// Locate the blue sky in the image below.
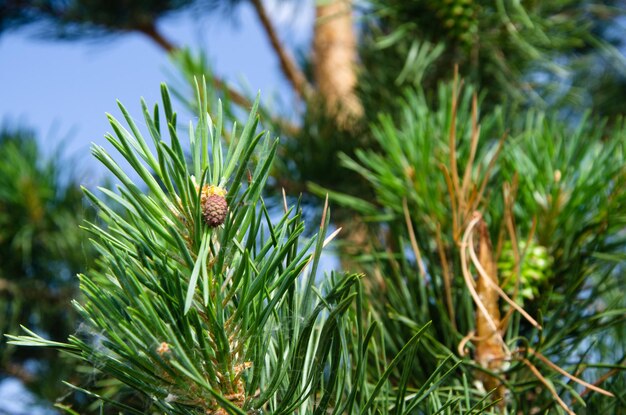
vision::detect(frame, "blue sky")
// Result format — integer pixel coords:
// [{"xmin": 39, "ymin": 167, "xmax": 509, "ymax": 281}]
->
[
  {"xmin": 0, "ymin": 1, "xmax": 311, "ymax": 185},
  {"xmin": 0, "ymin": 2, "xmax": 313, "ymax": 411}
]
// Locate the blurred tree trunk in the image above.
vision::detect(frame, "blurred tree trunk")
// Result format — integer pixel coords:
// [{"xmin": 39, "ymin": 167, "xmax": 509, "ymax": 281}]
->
[
  {"xmin": 313, "ymin": 0, "xmax": 367, "ymax": 280},
  {"xmin": 313, "ymin": 0, "xmax": 363, "ymax": 128}
]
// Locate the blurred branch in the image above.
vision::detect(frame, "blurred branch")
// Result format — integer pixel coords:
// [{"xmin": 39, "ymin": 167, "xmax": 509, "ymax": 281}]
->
[
  {"xmin": 249, "ymin": 0, "xmax": 313, "ymax": 100},
  {"xmin": 0, "ymin": 278, "xmax": 12, "ymax": 294},
  {"xmin": 4, "ymin": 362, "xmax": 36, "ymax": 385},
  {"xmin": 0, "ymin": 278, "xmax": 73, "ymax": 304},
  {"xmin": 137, "ymin": 23, "xmax": 251, "ymax": 109},
  {"xmin": 136, "ymin": 23, "xmax": 176, "ymax": 53},
  {"xmin": 138, "ymin": 20, "xmax": 301, "ymax": 136}
]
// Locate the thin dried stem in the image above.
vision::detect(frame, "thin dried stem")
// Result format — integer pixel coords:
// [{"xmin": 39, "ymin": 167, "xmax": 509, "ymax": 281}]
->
[
  {"xmin": 323, "ymin": 227, "xmax": 343, "ymax": 248},
  {"xmin": 469, "ymin": 237, "xmax": 542, "ymax": 330},
  {"xmin": 522, "ymin": 348, "xmax": 614, "ymax": 397},
  {"xmin": 461, "ymin": 93, "xmax": 480, "ymax": 208},
  {"xmin": 467, "ymin": 192, "xmax": 542, "ymax": 330},
  {"xmin": 468, "ymin": 131, "xmax": 508, "ymax": 215},
  {"xmin": 520, "ymin": 357, "xmax": 576, "ymax": 415},
  {"xmin": 458, "ymin": 330, "xmax": 475, "ymax": 356},
  {"xmin": 439, "ymin": 163, "xmax": 459, "ymax": 241},
  {"xmin": 321, "ymin": 194, "xmax": 329, "ymax": 230},
  {"xmin": 436, "ymin": 223, "xmax": 456, "ymax": 330},
  {"xmin": 282, "ymin": 188, "xmax": 288, "ymax": 214},
  {"xmin": 448, "ymin": 66, "xmax": 462, "ymax": 213},
  {"xmin": 579, "ymin": 363, "xmax": 622, "ymax": 399},
  {"xmin": 402, "ymin": 198, "xmax": 426, "ymax": 279},
  {"xmin": 500, "ymin": 182, "xmax": 524, "ymax": 328}
]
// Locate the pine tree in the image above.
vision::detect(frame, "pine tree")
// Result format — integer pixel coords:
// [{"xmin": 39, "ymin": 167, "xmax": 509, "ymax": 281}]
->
[{"xmin": 3, "ymin": 1, "xmax": 626, "ymax": 413}]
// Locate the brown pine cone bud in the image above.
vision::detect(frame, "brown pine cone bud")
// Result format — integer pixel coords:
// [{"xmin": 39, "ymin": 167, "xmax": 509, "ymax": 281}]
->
[{"xmin": 202, "ymin": 194, "xmax": 228, "ymax": 227}]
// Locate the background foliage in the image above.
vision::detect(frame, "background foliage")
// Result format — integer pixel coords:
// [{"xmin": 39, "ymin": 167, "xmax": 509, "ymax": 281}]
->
[{"xmin": 0, "ymin": 128, "xmax": 96, "ymax": 410}]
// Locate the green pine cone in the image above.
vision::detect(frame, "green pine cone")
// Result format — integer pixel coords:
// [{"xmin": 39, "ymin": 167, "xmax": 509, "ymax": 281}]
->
[{"xmin": 498, "ymin": 240, "xmax": 553, "ymax": 302}]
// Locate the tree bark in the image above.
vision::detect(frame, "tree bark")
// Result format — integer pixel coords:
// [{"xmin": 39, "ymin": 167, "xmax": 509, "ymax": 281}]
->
[
  {"xmin": 313, "ymin": 0, "xmax": 363, "ymax": 127},
  {"xmin": 474, "ymin": 218, "xmax": 506, "ymax": 402}
]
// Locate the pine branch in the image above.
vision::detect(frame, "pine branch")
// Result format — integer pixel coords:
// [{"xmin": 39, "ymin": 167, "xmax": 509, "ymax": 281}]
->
[
  {"xmin": 249, "ymin": 0, "xmax": 313, "ymax": 100},
  {"xmin": 7, "ymin": 86, "xmax": 374, "ymax": 414}
]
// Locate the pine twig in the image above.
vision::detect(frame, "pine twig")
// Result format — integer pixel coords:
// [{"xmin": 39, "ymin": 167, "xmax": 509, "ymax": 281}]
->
[
  {"xmin": 402, "ymin": 198, "xmax": 426, "ymax": 279},
  {"xmin": 249, "ymin": 0, "xmax": 313, "ymax": 100}
]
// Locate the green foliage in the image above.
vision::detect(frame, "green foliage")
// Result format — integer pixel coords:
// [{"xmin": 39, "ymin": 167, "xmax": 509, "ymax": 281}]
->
[
  {"xmin": 8, "ymin": 84, "xmax": 458, "ymax": 414},
  {"xmin": 503, "ymin": 112, "xmax": 626, "ymax": 271},
  {"xmin": 0, "ymin": 128, "xmax": 96, "ymax": 404},
  {"xmin": 360, "ymin": 0, "xmax": 625, "ymax": 116},
  {"xmin": 498, "ymin": 240, "xmax": 552, "ymax": 303},
  {"xmin": 327, "ymin": 81, "xmax": 626, "ymax": 412},
  {"xmin": 169, "ymin": 49, "xmax": 374, "ymax": 221},
  {"xmin": 168, "ymin": 50, "xmax": 241, "ymax": 123}
]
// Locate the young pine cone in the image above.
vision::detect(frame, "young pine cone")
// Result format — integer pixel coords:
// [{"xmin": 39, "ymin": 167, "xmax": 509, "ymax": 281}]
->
[{"xmin": 202, "ymin": 194, "xmax": 228, "ymax": 227}]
